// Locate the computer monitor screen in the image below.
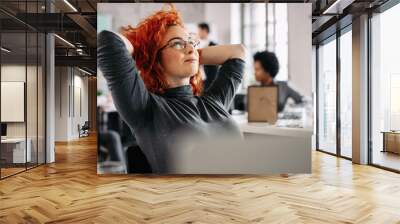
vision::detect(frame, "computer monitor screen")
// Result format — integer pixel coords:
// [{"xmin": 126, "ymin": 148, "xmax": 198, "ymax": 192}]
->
[{"xmin": 1, "ymin": 123, "xmax": 7, "ymax": 137}]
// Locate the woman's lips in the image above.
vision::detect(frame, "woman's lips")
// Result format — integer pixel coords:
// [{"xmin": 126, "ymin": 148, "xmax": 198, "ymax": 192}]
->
[{"xmin": 185, "ymin": 59, "xmax": 197, "ymax": 63}]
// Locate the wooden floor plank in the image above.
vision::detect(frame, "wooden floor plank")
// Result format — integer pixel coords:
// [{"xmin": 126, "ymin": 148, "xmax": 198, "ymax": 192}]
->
[{"xmin": 0, "ymin": 134, "xmax": 399, "ymax": 223}]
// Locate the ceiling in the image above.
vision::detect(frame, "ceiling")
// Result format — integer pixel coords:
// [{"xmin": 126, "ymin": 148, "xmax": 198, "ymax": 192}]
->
[
  {"xmin": 310, "ymin": 0, "xmax": 390, "ymax": 43},
  {"xmin": 0, "ymin": 0, "xmax": 98, "ymax": 74}
]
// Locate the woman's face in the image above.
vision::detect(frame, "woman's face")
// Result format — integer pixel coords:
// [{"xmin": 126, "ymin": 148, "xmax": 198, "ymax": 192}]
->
[{"xmin": 158, "ymin": 26, "xmax": 199, "ymax": 84}]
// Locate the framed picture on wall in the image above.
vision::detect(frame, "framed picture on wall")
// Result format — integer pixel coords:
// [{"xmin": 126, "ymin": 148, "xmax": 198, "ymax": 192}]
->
[{"xmin": 1, "ymin": 81, "xmax": 25, "ymax": 122}]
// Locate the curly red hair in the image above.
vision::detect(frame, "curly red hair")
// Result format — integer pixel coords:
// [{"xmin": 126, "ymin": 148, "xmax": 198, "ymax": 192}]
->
[{"xmin": 121, "ymin": 5, "xmax": 203, "ymax": 96}]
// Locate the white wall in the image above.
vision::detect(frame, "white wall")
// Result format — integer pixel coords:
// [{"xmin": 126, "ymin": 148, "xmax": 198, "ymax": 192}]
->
[
  {"xmin": 80, "ymin": 76, "xmax": 89, "ymax": 124},
  {"xmin": 55, "ymin": 66, "xmax": 68, "ymax": 141},
  {"xmin": 1, "ymin": 63, "xmax": 47, "ymax": 164},
  {"xmin": 204, "ymin": 3, "xmax": 233, "ymax": 44},
  {"xmin": 230, "ymin": 3, "xmax": 242, "ymax": 44},
  {"xmin": 72, "ymin": 74, "xmax": 89, "ymax": 138},
  {"xmin": 287, "ymin": 3, "xmax": 313, "ymax": 98},
  {"xmin": 1, "ymin": 65, "xmax": 41, "ymax": 136},
  {"xmin": 54, "ymin": 67, "xmax": 89, "ymax": 141},
  {"xmin": 1, "ymin": 65, "xmax": 26, "ymax": 138}
]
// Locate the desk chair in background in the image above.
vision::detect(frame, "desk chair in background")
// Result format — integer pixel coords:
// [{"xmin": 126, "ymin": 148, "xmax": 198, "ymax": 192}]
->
[
  {"xmin": 98, "ymin": 109, "xmax": 152, "ymax": 173},
  {"xmin": 78, "ymin": 121, "xmax": 90, "ymax": 138}
]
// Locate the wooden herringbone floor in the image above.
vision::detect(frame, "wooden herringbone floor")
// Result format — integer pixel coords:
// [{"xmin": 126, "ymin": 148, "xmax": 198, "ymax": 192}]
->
[{"xmin": 1, "ymin": 134, "xmax": 400, "ymax": 224}]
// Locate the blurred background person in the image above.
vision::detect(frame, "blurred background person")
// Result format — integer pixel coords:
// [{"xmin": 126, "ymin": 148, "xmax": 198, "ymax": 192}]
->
[
  {"xmin": 198, "ymin": 22, "xmax": 219, "ymax": 91},
  {"xmin": 253, "ymin": 50, "xmax": 303, "ymax": 112}
]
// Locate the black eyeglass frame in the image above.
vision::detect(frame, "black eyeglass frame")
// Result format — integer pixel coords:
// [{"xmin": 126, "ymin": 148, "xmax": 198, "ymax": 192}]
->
[{"xmin": 157, "ymin": 34, "xmax": 200, "ymax": 53}]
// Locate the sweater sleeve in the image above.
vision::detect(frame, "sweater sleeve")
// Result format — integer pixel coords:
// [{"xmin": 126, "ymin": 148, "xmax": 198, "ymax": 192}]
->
[
  {"xmin": 97, "ymin": 30, "xmax": 150, "ymax": 127},
  {"xmin": 287, "ymin": 85, "xmax": 303, "ymax": 104},
  {"xmin": 204, "ymin": 58, "xmax": 245, "ymax": 109}
]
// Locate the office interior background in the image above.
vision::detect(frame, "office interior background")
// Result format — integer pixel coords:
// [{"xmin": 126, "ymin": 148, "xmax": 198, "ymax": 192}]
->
[
  {"xmin": 0, "ymin": 0, "xmax": 399, "ymax": 222},
  {"xmin": 0, "ymin": 0, "xmax": 97, "ymax": 179}
]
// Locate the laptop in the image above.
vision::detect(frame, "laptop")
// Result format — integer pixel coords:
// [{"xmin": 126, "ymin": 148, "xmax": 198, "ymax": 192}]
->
[{"xmin": 247, "ymin": 85, "xmax": 278, "ymax": 124}]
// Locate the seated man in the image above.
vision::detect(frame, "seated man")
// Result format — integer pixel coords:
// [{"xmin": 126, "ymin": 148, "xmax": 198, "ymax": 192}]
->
[{"xmin": 253, "ymin": 51, "xmax": 303, "ymax": 112}]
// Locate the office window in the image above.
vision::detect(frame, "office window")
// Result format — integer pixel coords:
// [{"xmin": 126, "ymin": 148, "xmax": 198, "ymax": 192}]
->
[
  {"xmin": 371, "ymin": 3, "xmax": 400, "ymax": 171},
  {"xmin": 242, "ymin": 3, "xmax": 266, "ymax": 89},
  {"xmin": 317, "ymin": 36, "xmax": 337, "ymax": 154},
  {"xmin": 241, "ymin": 3, "xmax": 288, "ymax": 90},
  {"xmin": 340, "ymin": 29, "xmax": 352, "ymax": 158},
  {"xmin": 269, "ymin": 4, "xmax": 288, "ymax": 82}
]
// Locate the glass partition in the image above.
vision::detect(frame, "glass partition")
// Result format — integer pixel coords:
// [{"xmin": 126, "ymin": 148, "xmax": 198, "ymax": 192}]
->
[
  {"xmin": 1, "ymin": 31, "xmax": 28, "ymax": 177},
  {"xmin": 0, "ymin": 1, "xmax": 46, "ymax": 179},
  {"xmin": 371, "ymin": 3, "xmax": 400, "ymax": 171},
  {"xmin": 317, "ymin": 36, "xmax": 337, "ymax": 155},
  {"xmin": 339, "ymin": 28, "xmax": 352, "ymax": 158}
]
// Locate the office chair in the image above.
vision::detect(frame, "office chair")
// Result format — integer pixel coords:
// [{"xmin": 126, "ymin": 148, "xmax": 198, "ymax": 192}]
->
[
  {"xmin": 101, "ymin": 111, "xmax": 152, "ymax": 173},
  {"xmin": 98, "ymin": 130, "xmax": 127, "ymax": 173},
  {"xmin": 120, "ymin": 121, "xmax": 152, "ymax": 173},
  {"xmin": 78, "ymin": 121, "xmax": 90, "ymax": 138}
]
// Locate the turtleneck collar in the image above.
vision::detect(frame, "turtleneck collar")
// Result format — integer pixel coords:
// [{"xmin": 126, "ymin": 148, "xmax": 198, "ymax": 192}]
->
[{"xmin": 163, "ymin": 85, "xmax": 194, "ymax": 98}]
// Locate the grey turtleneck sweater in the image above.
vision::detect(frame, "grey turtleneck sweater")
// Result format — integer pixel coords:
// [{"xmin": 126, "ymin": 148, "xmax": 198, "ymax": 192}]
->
[{"xmin": 97, "ymin": 30, "xmax": 245, "ymax": 173}]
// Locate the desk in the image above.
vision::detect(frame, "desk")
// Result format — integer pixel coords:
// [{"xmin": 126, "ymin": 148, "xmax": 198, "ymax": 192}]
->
[
  {"xmin": 1, "ymin": 138, "xmax": 32, "ymax": 164},
  {"xmin": 234, "ymin": 114, "xmax": 313, "ymax": 174},
  {"xmin": 232, "ymin": 114, "xmax": 313, "ymax": 137},
  {"xmin": 166, "ymin": 114, "xmax": 313, "ymax": 174}
]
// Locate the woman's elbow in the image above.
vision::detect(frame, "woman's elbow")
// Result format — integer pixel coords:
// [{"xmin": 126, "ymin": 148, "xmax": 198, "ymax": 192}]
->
[{"xmin": 232, "ymin": 44, "xmax": 247, "ymax": 60}]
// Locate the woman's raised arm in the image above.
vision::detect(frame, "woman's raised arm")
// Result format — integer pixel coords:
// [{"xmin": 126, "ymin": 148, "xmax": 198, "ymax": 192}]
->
[
  {"xmin": 199, "ymin": 44, "xmax": 246, "ymax": 65},
  {"xmin": 200, "ymin": 44, "xmax": 247, "ymax": 109},
  {"xmin": 97, "ymin": 30, "xmax": 151, "ymax": 127}
]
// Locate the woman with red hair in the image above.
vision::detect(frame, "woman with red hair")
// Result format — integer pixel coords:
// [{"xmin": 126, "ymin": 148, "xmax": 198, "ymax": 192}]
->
[{"xmin": 98, "ymin": 6, "xmax": 246, "ymax": 173}]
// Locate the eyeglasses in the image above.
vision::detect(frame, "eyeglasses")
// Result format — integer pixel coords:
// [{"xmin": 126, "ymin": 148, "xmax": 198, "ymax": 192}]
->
[{"xmin": 158, "ymin": 33, "xmax": 200, "ymax": 52}]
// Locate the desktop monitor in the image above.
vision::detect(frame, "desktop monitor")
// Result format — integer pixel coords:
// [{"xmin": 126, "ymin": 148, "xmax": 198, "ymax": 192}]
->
[{"xmin": 1, "ymin": 123, "xmax": 7, "ymax": 137}]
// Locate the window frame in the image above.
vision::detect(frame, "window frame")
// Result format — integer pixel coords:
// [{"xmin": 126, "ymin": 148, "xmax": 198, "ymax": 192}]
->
[{"xmin": 315, "ymin": 24, "xmax": 353, "ymax": 161}]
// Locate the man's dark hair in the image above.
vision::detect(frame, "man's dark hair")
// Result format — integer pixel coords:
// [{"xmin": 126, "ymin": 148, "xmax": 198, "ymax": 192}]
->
[
  {"xmin": 198, "ymin": 22, "xmax": 210, "ymax": 33},
  {"xmin": 253, "ymin": 51, "xmax": 280, "ymax": 78}
]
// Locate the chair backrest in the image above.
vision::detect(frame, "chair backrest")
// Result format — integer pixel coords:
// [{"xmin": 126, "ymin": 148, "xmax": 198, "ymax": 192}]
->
[
  {"xmin": 107, "ymin": 112, "xmax": 122, "ymax": 132},
  {"xmin": 83, "ymin": 121, "xmax": 90, "ymax": 128}
]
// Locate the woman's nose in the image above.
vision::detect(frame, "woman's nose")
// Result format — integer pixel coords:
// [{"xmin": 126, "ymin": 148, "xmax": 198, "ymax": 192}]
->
[{"xmin": 185, "ymin": 43, "xmax": 194, "ymax": 54}]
